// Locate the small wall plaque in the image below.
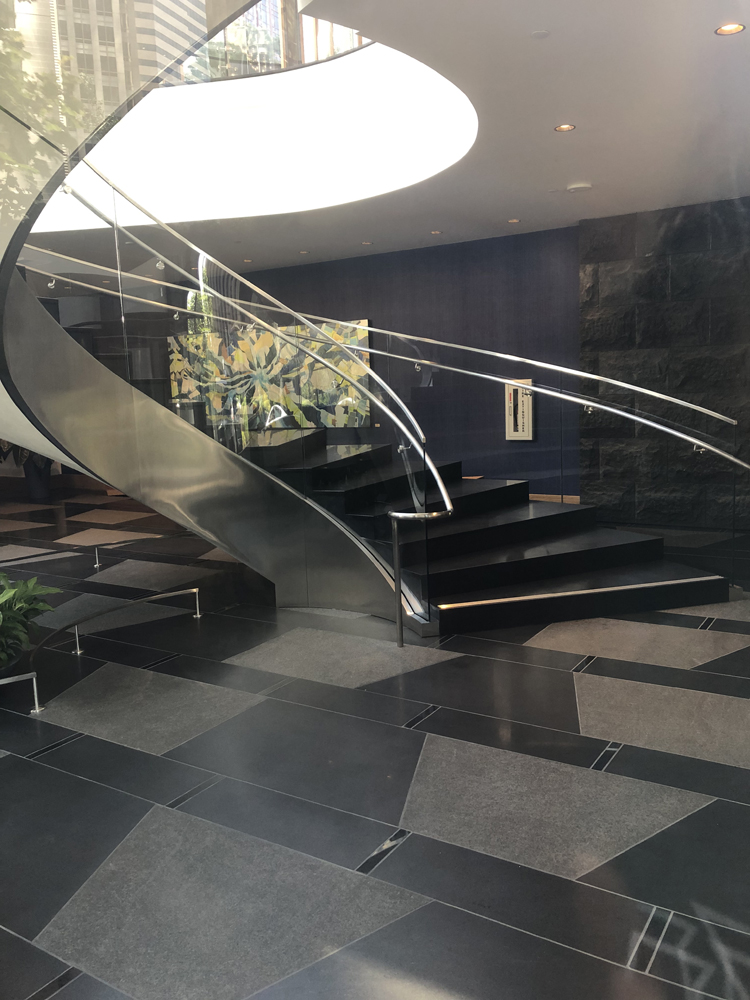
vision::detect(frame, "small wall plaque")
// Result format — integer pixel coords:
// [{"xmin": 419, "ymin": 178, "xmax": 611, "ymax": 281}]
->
[{"xmin": 505, "ymin": 379, "xmax": 533, "ymax": 440}]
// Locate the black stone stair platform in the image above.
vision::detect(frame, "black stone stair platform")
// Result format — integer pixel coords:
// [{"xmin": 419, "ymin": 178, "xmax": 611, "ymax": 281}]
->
[
  {"xmin": 311, "ymin": 459, "xmax": 464, "ymax": 514},
  {"xmin": 276, "ymin": 444, "xmax": 392, "ymax": 491},
  {"xmin": 435, "ymin": 560, "xmax": 728, "ymax": 633}
]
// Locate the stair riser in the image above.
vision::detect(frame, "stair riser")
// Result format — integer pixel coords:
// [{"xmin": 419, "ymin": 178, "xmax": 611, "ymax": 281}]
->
[
  {"xmin": 437, "ymin": 576, "xmax": 729, "ymax": 633},
  {"xmin": 278, "ymin": 447, "xmax": 392, "ymax": 492},
  {"xmin": 409, "ymin": 537, "xmax": 664, "ymax": 600},
  {"xmin": 316, "ymin": 461, "xmax": 464, "ymax": 515},
  {"xmin": 342, "ymin": 480, "xmax": 532, "ymax": 538},
  {"xmin": 398, "ymin": 506, "xmax": 598, "ymax": 562}
]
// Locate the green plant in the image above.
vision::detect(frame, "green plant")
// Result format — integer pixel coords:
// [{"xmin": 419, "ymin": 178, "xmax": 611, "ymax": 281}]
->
[{"xmin": 0, "ymin": 574, "xmax": 60, "ymax": 667}]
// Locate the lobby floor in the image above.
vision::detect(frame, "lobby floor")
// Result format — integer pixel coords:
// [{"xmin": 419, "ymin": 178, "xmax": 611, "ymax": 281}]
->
[{"xmin": 1, "ymin": 494, "xmax": 750, "ymax": 999}]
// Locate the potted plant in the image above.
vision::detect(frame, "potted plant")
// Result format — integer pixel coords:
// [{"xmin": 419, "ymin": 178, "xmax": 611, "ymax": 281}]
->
[{"xmin": 0, "ymin": 574, "xmax": 60, "ymax": 674}]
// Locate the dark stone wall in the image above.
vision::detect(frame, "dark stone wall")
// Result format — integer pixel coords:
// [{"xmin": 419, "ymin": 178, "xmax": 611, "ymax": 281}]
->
[{"xmin": 579, "ymin": 200, "xmax": 750, "ymax": 530}]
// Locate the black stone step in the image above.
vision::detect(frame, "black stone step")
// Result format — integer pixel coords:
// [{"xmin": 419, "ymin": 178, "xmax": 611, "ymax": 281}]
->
[
  {"xmin": 436, "ymin": 560, "xmax": 728, "ymax": 633},
  {"xmin": 240, "ymin": 428, "xmax": 326, "ymax": 470},
  {"xmin": 377, "ymin": 501, "xmax": 597, "ymax": 562},
  {"xmin": 312, "ymin": 460, "xmax": 464, "ymax": 515},
  {"xmin": 403, "ymin": 527, "xmax": 663, "ymax": 600},
  {"xmin": 276, "ymin": 444, "xmax": 393, "ymax": 492},
  {"xmin": 343, "ymin": 479, "xmax": 530, "ymax": 538}
]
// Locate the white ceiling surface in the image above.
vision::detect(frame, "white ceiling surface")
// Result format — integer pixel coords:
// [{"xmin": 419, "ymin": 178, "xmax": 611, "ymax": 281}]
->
[
  {"xmin": 33, "ymin": 0, "xmax": 750, "ymax": 271},
  {"xmin": 32, "ymin": 43, "xmax": 477, "ymax": 231}
]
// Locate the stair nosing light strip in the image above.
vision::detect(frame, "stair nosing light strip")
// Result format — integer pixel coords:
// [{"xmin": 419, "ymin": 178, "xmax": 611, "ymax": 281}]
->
[{"xmin": 437, "ymin": 575, "xmax": 724, "ymax": 610}]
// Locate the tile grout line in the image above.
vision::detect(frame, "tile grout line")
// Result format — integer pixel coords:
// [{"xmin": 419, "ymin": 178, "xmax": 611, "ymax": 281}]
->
[
  {"xmin": 355, "ymin": 829, "xmax": 411, "ymax": 874},
  {"xmin": 166, "ymin": 774, "xmax": 223, "ymax": 809},
  {"xmin": 396, "ymin": 732, "xmax": 429, "ymax": 829},
  {"xmin": 644, "ymin": 910, "xmax": 674, "ymax": 975},
  {"xmin": 403, "ymin": 705, "xmax": 440, "ymax": 729},
  {"xmin": 600, "ymin": 744, "xmax": 624, "ymax": 772},
  {"xmin": 26, "ymin": 968, "xmax": 82, "ymax": 1000},
  {"xmin": 26, "ymin": 732, "xmax": 86, "ymax": 760},
  {"xmin": 625, "ymin": 905, "xmax": 657, "ymax": 968}
]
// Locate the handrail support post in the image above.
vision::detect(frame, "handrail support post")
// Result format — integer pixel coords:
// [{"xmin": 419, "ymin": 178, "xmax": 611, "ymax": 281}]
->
[
  {"xmin": 391, "ymin": 515, "xmax": 404, "ymax": 648},
  {"xmin": 93, "ymin": 547, "xmax": 101, "ymax": 570},
  {"xmin": 73, "ymin": 625, "xmax": 82, "ymax": 655},
  {"xmin": 193, "ymin": 590, "xmax": 201, "ymax": 619}
]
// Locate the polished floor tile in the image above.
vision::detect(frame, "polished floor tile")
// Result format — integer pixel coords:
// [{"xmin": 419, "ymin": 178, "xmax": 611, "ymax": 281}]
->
[
  {"xmin": 95, "ymin": 612, "xmax": 282, "ymax": 659},
  {"xmin": 254, "ymin": 900, "xmax": 706, "ymax": 1000},
  {"xmin": 667, "ymin": 598, "xmax": 750, "ymax": 622},
  {"xmin": 36, "ymin": 806, "xmax": 425, "ymax": 1000},
  {"xmin": 52, "ymin": 974, "xmax": 134, "ymax": 999},
  {"xmin": 84, "ymin": 558, "xmax": 217, "ymax": 591},
  {"xmin": 65, "ymin": 494, "xmax": 128, "ymax": 505},
  {"xmin": 606, "ymin": 744, "xmax": 750, "ymax": 806},
  {"xmin": 53, "ymin": 634, "xmax": 174, "ymax": 668},
  {"xmin": 35, "ymin": 592, "xmax": 189, "ymax": 636},
  {"xmin": 0, "ymin": 542, "xmax": 56, "ymax": 563},
  {"xmin": 585, "ymin": 655, "xmax": 750, "ymax": 698},
  {"xmin": 372, "ymin": 833, "xmax": 652, "ymax": 964},
  {"xmin": 58, "ymin": 529, "xmax": 163, "ymax": 546},
  {"xmin": 180, "ymin": 776, "xmax": 397, "ymax": 869},
  {"xmin": 0, "ymin": 924, "xmax": 69, "ymax": 1000},
  {"xmin": 439, "ymin": 633, "xmax": 585, "ymax": 670},
  {"xmin": 167, "ymin": 698, "xmax": 426, "ymax": 823},
  {"xmin": 0, "ymin": 502, "xmax": 56, "ymax": 514},
  {"xmin": 528, "ymin": 618, "xmax": 750, "ymax": 668},
  {"xmin": 575, "ymin": 672, "xmax": 750, "ymax": 768},
  {"xmin": 0, "ymin": 755, "xmax": 149, "ymax": 938},
  {"xmin": 698, "ymin": 646, "xmax": 750, "ymax": 679},
  {"xmin": 613, "ymin": 611, "xmax": 706, "ymax": 628},
  {"xmin": 0, "ymin": 517, "xmax": 52, "ymax": 532},
  {"xmin": 224, "ymin": 627, "xmax": 458, "ymax": 688},
  {"xmin": 364, "ymin": 654, "xmax": 581, "ymax": 733},
  {"xmin": 415, "ymin": 706, "xmax": 608, "ymax": 767},
  {"xmin": 151, "ymin": 653, "xmax": 285, "ymax": 694},
  {"xmin": 6, "ymin": 552, "xmax": 121, "ymax": 580},
  {"xmin": 37, "ymin": 734, "xmax": 213, "ymax": 804},
  {"xmin": 0, "ymin": 706, "xmax": 77, "ymax": 755},
  {"xmin": 581, "ymin": 800, "xmax": 750, "ymax": 933},
  {"xmin": 401, "ymin": 735, "xmax": 711, "ymax": 878},
  {"xmin": 711, "ymin": 618, "xmax": 750, "ymax": 636},
  {"xmin": 41, "ymin": 663, "xmax": 261, "ymax": 754},
  {"xmin": 0, "ymin": 648, "xmax": 105, "ymax": 712},
  {"xmin": 648, "ymin": 910, "xmax": 750, "ymax": 1000},
  {"xmin": 68, "ymin": 509, "xmax": 154, "ymax": 525},
  {"xmin": 271, "ymin": 677, "xmax": 427, "ymax": 726},
  {"xmin": 467, "ymin": 623, "xmax": 549, "ymax": 643}
]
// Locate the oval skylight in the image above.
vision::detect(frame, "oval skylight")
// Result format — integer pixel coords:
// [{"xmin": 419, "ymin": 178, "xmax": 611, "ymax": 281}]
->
[{"xmin": 33, "ymin": 44, "xmax": 478, "ymax": 232}]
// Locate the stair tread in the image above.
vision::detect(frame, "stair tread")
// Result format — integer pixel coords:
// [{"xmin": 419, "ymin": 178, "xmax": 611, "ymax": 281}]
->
[
  {"xmin": 352, "ymin": 478, "xmax": 526, "ymax": 516},
  {"xmin": 435, "ymin": 560, "xmax": 723, "ymax": 608},
  {"xmin": 409, "ymin": 526, "xmax": 659, "ymax": 576},
  {"xmin": 279, "ymin": 444, "xmax": 390, "ymax": 472},
  {"xmin": 398, "ymin": 500, "xmax": 593, "ymax": 542},
  {"xmin": 312, "ymin": 459, "xmax": 461, "ymax": 495}
]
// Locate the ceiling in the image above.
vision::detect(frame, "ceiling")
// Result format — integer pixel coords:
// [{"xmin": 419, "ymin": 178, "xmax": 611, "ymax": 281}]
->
[{"xmin": 31, "ymin": 0, "xmax": 750, "ymax": 273}]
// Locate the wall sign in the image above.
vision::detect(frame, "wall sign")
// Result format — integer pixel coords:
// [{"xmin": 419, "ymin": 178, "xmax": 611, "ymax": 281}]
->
[{"xmin": 505, "ymin": 379, "xmax": 533, "ymax": 440}]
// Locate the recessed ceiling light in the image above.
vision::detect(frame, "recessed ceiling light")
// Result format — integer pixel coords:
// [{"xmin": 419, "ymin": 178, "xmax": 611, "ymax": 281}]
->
[
  {"xmin": 530, "ymin": 29, "xmax": 550, "ymax": 39},
  {"xmin": 554, "ymin": 124, "xmax": 576, "ymax": 132},
  {"xmin": 299, "ymin": 250, "xmax": 309, "ymax": 254},
  {"xmin": 716, "ymin": 22, "xmax": 745, "ymax": 34},
  {"xmin": 567, "ymin": 181, "xmax": 593, "ymax": 192},
  {"xmin": 102, "ymin": 279, "xmax": 110, "ymax": 283},
  {"xmin": 243, "ymin": 259, "xmax": 252, "ymax": 262},
  {"xmin": 431, "ymin": 230, "xmax": 442, "ymax": 234},
  {"xmin": 507, "ymin": 219, "xmax": 520, "ymax": 224},
  {"xmin": 361, "ymin": 241, "xmax": 373, "ymax": 245}
]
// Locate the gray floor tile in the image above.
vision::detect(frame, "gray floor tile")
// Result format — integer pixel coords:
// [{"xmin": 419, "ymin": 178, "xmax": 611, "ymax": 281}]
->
[
  {"xmin": 224, "ymin": 627, "xmax": 460, "ymax": 688},
  {"xmin": 575, "ymin": 671, "xmax": 750, "ymax": 768},
  {"xmin": 40, "ymin": 663, "xmax": 261, "ymax": 754},
  {"xmin": 68, "ymin": 510, "xmax": 153, "ymax": 525},
  {"xmin": 35, "ymin": 807, "xmax": 425, "ymax": 1000},
  {"xmin": 85, "ymin": 559, "xmax": 217, "ymax": 590},
  {"xmin": 0, "ymin": 517, "xmax": 49, "ymax": 531},
  {"xmin": 0, "ymin": 543, "xmax": 56, "ymax": 563},
  {"xmin": 400, "ymin": 735, "xmax": 711, "ymax": 878},
  {"xmin": 0, "ymin": 502, "xmax": 56, "ymax": 514},
  {"xmin": 35, "ymin": 592, "xmax": 189, "ymax": 635},
  {"xmin": 59, "ymin": 529, "xmax": 162, "ymax": 546},
  {"xmin": 281, "ymin": 606, "xmax": 368, "ymax": 619},
  {"xmin": 53, "ymin": 974, "xmax": 134, "ymax": 999},
  {"xmin": 666, "ymin": 598, "xmax": 750, "ymax": 622},
  {"xmin": 527, "ymin": 618, "xmax": 750, "ymax": 668},
  {"xmin": 198, "ymin": 547, "xmax": 238, "ymax": 562}
]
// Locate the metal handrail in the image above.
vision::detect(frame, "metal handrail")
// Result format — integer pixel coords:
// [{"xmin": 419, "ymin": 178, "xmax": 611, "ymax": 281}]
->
[{"xmin": 18, "ymin": 585, "xmax": 203, "ymax": 713}]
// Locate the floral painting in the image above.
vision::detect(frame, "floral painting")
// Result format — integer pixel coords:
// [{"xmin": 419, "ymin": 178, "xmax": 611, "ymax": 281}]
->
[{"xmin": 168, "ymin": 310, "xmax": 370, "ymax": 447}]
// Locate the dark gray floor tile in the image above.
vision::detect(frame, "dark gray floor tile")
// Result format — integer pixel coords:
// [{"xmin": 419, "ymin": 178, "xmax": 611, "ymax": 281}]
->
[
  {"xmin": 0, "ymin": 755, "xmax": 149, "ymax": 938},
  {"xmin": 84, "ymin": 558, "xmax": 216, "ymax": 591},
  {"xmin": 606, "ymin": 745, "xmax": 750, "ymax": 805},
  {"xmin": 401, "ymin": 735, "xmax": 710, "ymax": 878},
  {"xmin": 415, "ymin": 706, "xmax": 608, "ymax": 766},
  {"xmin": 271, "ymin": 678, "xmax": 427, "ymax": 725},
  {"xmin": 649, "ymin": 910, "xmax": 750, "ymax": 999},
  {"xmin": 254, "ymin": 901, "xmax": 709, "ymax": 1000},
  {"xmin": 166, "ymin": 699, "xmax": 425, "ymax": 824},
  {"xmin": 0, "ymin": 649, "xmax": 105, "ymax": 713},
  {"xmin": 581, "ymin": 799, "xmax": 750, "ymax": 932},
  {"xmin": 372, "ymin": 833, "xmax": 652, "ymax": 964},
  {"xmin": 363, "ymin": 654, "xmax": 581, "ymax": 733},
  {"xmin": 52, "ymin": 973, "xmax": 134, "ymax": 999},
  {"xmin": 220, "ymin": 604, "xmax": 438, "ymax": 646},
  {"xmin": 586, "ymin": 655, "xmax": 750, "ymax": 698},
  {"xmin": 53, "ymin": 635, "xmax": 174, "ymax": 668},
  {"xmin": 40, "ymin": 663, "xmax": 261, "ymax": 754},
  {"xmin": 0, "ymin": 924, "xmax": 69, "ymax": 1000},
  {"xmin": 439, "ymin": 634, "xmax": 584, "ymax": 670},
  {"xmin": 0, "ymin": 706, "xmax": 77, "ymax": 755},
  {"xmin": 710, "ymin": 618, "xmax": 750, "ymax": 636},
  {"xmin": 180, "ymin": 777, "xmax": 396, "ymax": 868},
  {"xmin": 465, "ymin": 623, "xmax": 548, "ymax": 643},
  {"xmin": 612, "ymin": 611, "xmax": 705, "ymax": 628},
  {"xmin": 150, "ymin": 653, "xmax": 285, "ymax": 694},
  {"xmin": 35, "ymin": 807, "xmax": 424, "ymax": 1000},
  {"xmin": 698, "ymin": 646, "xmax": 750, "ymax": 679},
  {"xmin": 224, "ymin": 628, "xmax": 457, "ymax": 688},
  {"xmin": 95, "ymin": 613, "xmax": 282, "ymax": 659},
  {"xmin": 36, "ymin": 735, "xmax": 213, "ymax": 804}
]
